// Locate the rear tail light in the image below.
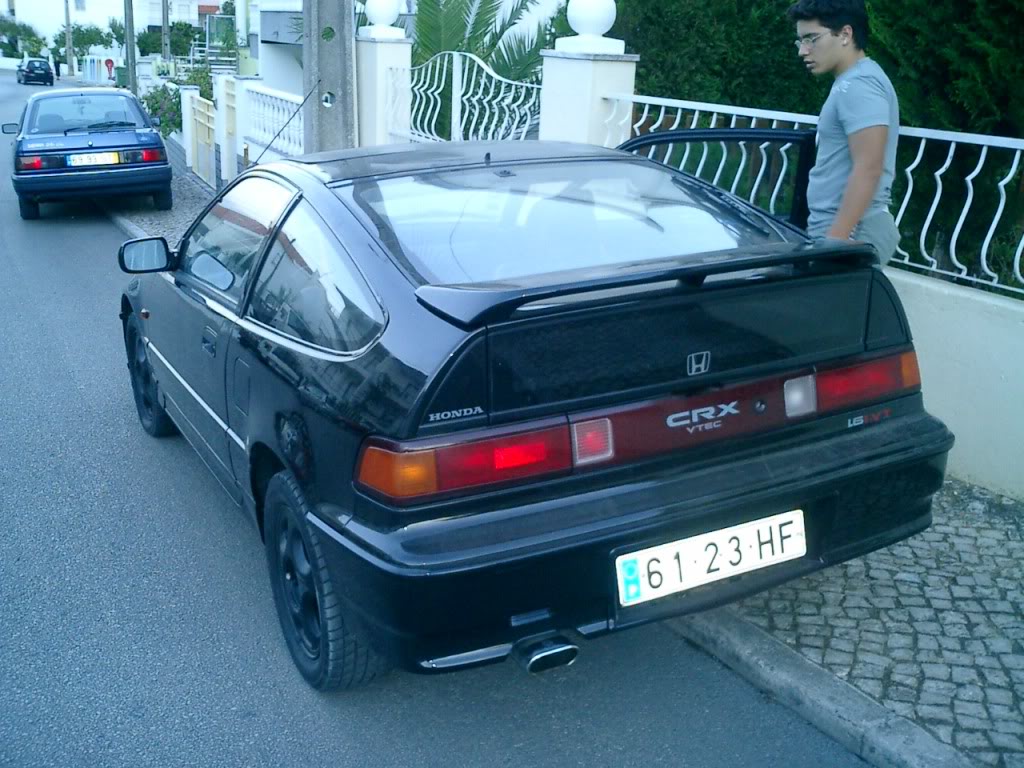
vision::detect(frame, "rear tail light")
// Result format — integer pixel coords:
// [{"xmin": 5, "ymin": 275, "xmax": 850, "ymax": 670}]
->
[
  {"xmin": 358, "ymin": 351, "xmax": 922, "ymax": 504},
  {"xmin": 121, "ymin": 148, "xmax": 166, "ymax": 164},
  {"xmin": 786, "ymin": 351, "xmax": 921, "ymax": 418},
  {"xmin": 356, "ymin": 425, "xmax": 571, "ymax": 502},
  {"xmin": 16, "ymin": 155, "xmax": 64, "ymax": 171}
]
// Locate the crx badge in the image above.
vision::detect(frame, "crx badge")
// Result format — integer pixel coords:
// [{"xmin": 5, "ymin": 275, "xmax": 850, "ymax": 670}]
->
[{"xmin": 687, "ymin": 351, "xmax": 711, "ymax": 376}]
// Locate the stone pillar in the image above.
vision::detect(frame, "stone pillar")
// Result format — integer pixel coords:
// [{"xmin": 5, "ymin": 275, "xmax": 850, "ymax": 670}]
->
[
  {"xmin": 356, "ymin": 0, "xmax": 412, "ymax": 147},
  {"xmin": 214, "ymin": 74, "xmax": 233, "ymax": 184},
  {"xmin": 233, "ymin": 75, "xmax": 263, "ymax": 171},
  {"xmin": 538, "ymin": 0, "xmax": 639, "ymax": 147}
]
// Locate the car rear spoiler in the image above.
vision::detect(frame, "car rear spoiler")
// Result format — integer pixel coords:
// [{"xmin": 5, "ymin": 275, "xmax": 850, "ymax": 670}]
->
[{"xmin": 415, "ymin": 241, "xmax": 878, "ymax": 328}]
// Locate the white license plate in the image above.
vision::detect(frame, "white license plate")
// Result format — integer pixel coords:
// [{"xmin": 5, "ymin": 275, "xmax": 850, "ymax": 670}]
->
[
  {"xmin": 615, "ymin": 510, "xmax": 807, "ymax": 607},
  {"xmin": 69, "ymin": 152, "xmax": 120, "ymax": 167}
]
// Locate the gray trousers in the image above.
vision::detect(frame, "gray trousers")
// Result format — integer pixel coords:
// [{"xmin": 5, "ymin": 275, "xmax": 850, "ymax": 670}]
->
[{"xmin": 808, "ymin": 209, "xmax": 900, "ymax": 266}]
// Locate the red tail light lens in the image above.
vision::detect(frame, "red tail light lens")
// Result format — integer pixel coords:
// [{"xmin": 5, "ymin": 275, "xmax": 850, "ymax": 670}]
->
[
  {"xmin": 437, "ymin": 427, "xmax": 571, "ymax": 490},
  {"xmin": 141, "ymin": 148, "xmax": 166, "ymax": 162},
  {"xmin": 817, "ymin": 352, "xmax": 920, "ymax": 412},
  {"xmin": 16, "ymin": 156, "xmax": 43, "ymax": 171}
]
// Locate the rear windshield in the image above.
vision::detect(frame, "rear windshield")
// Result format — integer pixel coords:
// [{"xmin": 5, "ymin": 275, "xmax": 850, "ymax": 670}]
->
[
  {"xmin": 27, "ymin": 94, "xmax": 146, "ymax": 135},
  {"xmin": 334, "ymin": 159, "xmax": 798, "ymax": 285},
  {"xmin": 27, "ymin": 61, "xmax": 49, "ymax": 70}
]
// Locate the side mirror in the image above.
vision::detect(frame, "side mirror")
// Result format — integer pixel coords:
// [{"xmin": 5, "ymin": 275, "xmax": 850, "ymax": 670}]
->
[
  {"xmin": 151, "ymin": 116, "xmax": 161, "ymax": 127},
  {"xmin": 2, "ymin": 124, "xmax": 18, "ymax": 135},
  {"xmin": 119, "ymin": 237, "xmax": 172, "ymax": 273}
]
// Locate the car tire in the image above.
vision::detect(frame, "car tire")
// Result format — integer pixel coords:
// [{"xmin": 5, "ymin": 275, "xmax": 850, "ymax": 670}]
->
[
  {"xmin": 153, "ymin": 187, "xmax": 173, "ymax": 211},
  {"xmin": 264, "ymin": 471, "xmax": 390, "ymax": 691},
  {"xmin": 125, "ymin": 314, "xmax": 177, "ymax": 438},
  {"xmin": 18, "ymin": 197, "xmax": 40, "ymax": 220}
]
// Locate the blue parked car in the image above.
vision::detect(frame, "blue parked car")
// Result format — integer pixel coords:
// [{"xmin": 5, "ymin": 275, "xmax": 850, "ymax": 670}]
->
[{"xmin": 3, "ymin": 87, "xmax": 172, "ymax": 220}]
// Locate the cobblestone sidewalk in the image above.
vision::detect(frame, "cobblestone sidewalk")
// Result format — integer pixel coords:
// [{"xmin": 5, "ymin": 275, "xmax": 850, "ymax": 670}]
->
[
  {"xmin": 738, "ymin": 479, "xmax": 1024, "ymax": 768},
  {"xmin": 105, "ymin": 170, "xmax": 214, "ymax": 244}
]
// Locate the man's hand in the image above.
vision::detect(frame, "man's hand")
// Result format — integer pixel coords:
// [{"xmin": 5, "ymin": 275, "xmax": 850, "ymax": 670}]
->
[{"xmin": 828, "ymin": 125, "xmax": 888, "ymax": 240}]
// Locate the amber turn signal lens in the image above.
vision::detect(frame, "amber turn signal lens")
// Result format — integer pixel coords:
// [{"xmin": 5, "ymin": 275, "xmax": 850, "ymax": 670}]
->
[{"xmin": 356, "ymin": 447, "xmax": 438, "ymax": 499}]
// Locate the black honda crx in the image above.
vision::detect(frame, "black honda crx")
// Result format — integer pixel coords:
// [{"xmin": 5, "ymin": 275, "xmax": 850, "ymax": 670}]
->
[{"xmin": 118, "ymin": 139, "xmax": 954, "ymax": 690}]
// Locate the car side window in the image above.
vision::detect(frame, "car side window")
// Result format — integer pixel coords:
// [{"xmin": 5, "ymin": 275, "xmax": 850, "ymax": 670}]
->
[
  {"xmin": 180, "ymin": 177, "xmax": 293, "ymax": 303},
  {"xmin": 249, "ymin": 200, "xmax": 385, "ymax": 353}
]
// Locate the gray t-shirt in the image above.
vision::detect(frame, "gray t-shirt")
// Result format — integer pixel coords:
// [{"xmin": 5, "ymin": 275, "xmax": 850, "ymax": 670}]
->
[{"xmin": 806, "ymin": 57, "xmax": 900, "ymax": 235}]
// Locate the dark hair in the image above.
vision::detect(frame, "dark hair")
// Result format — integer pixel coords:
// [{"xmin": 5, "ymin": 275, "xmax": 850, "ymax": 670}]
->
[{"xmin": 787, "ymin": 0, "xmax": 870, "ymax": 50}]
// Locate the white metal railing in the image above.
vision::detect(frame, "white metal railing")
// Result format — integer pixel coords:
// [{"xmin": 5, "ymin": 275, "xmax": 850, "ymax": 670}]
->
[
  {"xmin": 246, "ymin": 83, "xmax": 304, "ymax": 157},
  {"xmin": 605, "ymin": 94, "xmax": 1024, "ymax": 297},
  {"xmin": 388, "ymin": 52, "xmax": 541, "ymax": 143}
]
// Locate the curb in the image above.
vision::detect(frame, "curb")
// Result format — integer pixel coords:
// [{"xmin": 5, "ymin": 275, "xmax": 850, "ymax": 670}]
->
[
  {"xmin": 666, "ymin": 609, "xmax": 973, "ymax": 768},
  {"xmin": 106, "ymin": 210, "xmax": 150, "ymax": 241}
]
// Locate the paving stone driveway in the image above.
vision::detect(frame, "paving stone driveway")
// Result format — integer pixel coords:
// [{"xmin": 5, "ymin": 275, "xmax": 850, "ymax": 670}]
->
[{"xmin": 738, "ymin": 479, "xmax": 1024, "ymax": 768}]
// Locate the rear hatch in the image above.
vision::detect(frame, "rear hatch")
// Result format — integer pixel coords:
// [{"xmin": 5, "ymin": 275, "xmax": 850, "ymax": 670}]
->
[{"xmin": 414, "ymin": 242, "xmax": 908, "ymax": 429}]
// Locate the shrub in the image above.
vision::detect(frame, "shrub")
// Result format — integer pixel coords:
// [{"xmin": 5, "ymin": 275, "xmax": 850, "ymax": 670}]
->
[{"xmin": 142, "ymin": 84, "xmax": 182, "ymax": 136}]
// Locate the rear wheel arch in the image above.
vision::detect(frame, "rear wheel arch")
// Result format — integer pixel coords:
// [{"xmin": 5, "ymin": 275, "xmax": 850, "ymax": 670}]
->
[{"xmin": 250, "ymin": 442, "xmax": 286, "ymax": 541}]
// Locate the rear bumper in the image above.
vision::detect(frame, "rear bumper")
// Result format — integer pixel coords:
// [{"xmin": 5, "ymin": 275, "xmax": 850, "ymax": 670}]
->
[
  {"xmin": 311, "ymin": 408, "xmax": 954, "ymax": 672},
  {"xmin": 13, "ymin": 164, "xmax": 172, "ymax": 201}
]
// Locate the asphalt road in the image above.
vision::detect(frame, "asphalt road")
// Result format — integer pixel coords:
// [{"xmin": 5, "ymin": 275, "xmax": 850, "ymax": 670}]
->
[{"xmin": 0, "ymin": 70, "xmax": 867, "ymax": 768}]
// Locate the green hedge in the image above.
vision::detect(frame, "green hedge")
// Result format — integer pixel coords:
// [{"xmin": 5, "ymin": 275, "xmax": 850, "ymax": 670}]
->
[{"xmin": 611, "ymin": 0, "xmax": 1023, "ymax": 138}]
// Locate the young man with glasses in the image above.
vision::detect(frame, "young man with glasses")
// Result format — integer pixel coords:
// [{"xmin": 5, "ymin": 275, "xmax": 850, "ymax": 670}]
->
[{"xmin": 788, "ymin": 0, "xmax": 900, "ymax": 264}]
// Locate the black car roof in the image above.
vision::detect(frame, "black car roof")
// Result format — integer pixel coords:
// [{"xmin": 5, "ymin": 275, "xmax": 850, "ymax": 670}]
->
[{"xmin": 284, "ymin": 141, "xmax": 628, "ymax": 183}]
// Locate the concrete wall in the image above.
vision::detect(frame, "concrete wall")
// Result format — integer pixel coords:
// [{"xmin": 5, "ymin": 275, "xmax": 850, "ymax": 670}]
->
[
  {"xmin": 0, "ymin": 56, "xmax": 20, "ymax": 70},
  {"xmin": 885, "ymin": 269, "xmax": 1024, "ymax": 499},
  {"xmin": 166, "ymin": 132, "xmax": 188, "ymax": 178}
]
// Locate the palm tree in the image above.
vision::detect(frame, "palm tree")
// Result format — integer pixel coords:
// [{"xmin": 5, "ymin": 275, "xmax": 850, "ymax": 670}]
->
[{"xmin": 413, "ymin": 0, "xmax": 565, "ymax": 82}]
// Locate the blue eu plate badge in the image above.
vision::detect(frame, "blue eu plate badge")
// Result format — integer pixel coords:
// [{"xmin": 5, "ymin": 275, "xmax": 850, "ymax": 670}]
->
[{"xmin": 619, "ymin": 558, "xmax": 642, "ymax": 604}]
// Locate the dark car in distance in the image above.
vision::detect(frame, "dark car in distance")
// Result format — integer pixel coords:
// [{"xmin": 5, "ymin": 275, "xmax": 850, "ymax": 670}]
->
[
  {"xmin": 117, "ymin": 139, "xmax": 954, "ymax": 691},
  {"xmin": 16, "ymin": 58, "xmax": 54, "ymax": 86},
  {"xmin": 3, "ymin": 87, "xmax": 172, "ymax": 220}
]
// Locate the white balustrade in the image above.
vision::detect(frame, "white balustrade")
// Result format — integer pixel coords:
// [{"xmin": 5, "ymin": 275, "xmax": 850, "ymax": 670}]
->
[{"xmin": 245, "ymin": 83, "xmax": 305, "ymax": 157}]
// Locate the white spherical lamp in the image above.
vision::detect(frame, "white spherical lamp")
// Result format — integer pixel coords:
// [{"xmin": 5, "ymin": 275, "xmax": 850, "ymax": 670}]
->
[
  {"xmin": 360, "ymin": 0, "xmax": 405, "ymax": 39},
  {"xmin": 557, "ymin": 0, "xmax": 625, "ymax": 55}
]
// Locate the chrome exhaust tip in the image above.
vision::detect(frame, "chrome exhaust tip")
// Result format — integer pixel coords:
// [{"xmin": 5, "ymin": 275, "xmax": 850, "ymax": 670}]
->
[{"xmin": 515, "ymin": 636, "xmax": 579, "ymax": 674}]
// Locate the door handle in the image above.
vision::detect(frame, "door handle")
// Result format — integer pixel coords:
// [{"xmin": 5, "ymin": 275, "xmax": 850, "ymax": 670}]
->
[{"xmin": 201, "ymin": 327, "xmax": 218, "ymax": 357}]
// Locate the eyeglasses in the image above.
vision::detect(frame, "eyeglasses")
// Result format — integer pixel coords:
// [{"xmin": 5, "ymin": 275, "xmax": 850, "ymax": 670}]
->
[{"xmin": 794, "ymin": 31, "xmax": 831, "ymax": 49}]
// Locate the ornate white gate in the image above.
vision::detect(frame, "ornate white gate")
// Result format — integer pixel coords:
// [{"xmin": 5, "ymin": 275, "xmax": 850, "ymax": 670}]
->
[{"xmin": 388, "ymin": 52, "xmax": 541, "ymax": 143}]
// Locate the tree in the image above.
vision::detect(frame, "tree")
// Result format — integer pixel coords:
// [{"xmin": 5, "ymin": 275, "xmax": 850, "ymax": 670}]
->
[
  {"xmin": 53, "ymin": 23, "xmax": 114, "ymax": 61},
  {"xmin": 413, "ymin": 0, "xmax": 557, "ymax": 81},
  {"xmin": 0, "ymin": 17, "xmax": 47, "ymax": 57},
  {"xmin": 610, "ymin": 0, "xmax": 829, "ymax": 117},
  {"xmin": 221, "ymin": 0, "xmax": 236, "ymax": 16},
  {"xmin": 136, "ymin": 29, "xmax": 161, "ymax": 57},
  {"xmin": 109, "ymin": 18, "xmax": 125, "ymax": 52},
  {"xmin": 170, "ymin": 21, "xmax": 197, "ymax": 57},
  {"xmin": 867, "ymin": 0, "xmax": 1024, "ymax": 138}
]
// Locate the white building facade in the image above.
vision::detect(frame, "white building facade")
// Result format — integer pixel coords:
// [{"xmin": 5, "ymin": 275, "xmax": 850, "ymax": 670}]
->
[{"xmin": 10, "ymin": 0, "xmax": 203, "ymax": 48}]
